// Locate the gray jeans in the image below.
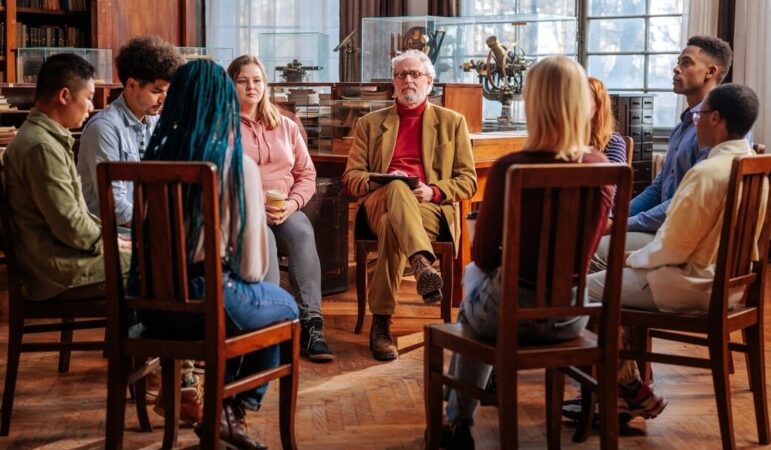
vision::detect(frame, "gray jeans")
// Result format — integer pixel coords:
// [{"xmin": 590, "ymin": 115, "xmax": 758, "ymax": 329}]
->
[
  {"xmin": 267, "ymin": 210, "xmax": 322, "ymax": 321},
  {"xmin": 591, "ymin": 231, "xmax": 655, "ymax": 272},
  {"xmin": 445, "ymin": 264, "xmax": 589, "ymax": 422}
]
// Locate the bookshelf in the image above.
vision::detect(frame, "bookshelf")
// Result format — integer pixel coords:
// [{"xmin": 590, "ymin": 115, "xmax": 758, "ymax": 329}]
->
[{"xmin": 0, "ymin": 0, "xmax": 93, "ymax": 83}]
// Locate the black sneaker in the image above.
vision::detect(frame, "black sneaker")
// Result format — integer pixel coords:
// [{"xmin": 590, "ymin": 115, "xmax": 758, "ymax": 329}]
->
[
  {"xmin": 439, "ymin": 419, "xmax": 475, "ymax": 450},
  {"xmin": 301, "ymin": 317, "xmax": 335, "ymax": 363},
  {"xmin": 561, "ymin": 397, "xmax": 633, "ymax": 423}
]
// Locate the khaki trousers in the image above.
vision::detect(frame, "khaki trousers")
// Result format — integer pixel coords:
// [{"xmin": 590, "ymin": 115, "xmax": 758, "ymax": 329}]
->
[{"xmin": 362, "ymin": 181, "xmax": 445, "ymax": 315}]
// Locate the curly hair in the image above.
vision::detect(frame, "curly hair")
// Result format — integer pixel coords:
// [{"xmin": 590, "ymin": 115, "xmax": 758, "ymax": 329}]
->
[
  {"xmin": 687, "ymin": 35, "xmax": 733, "ymax": 83},
  {"xmin": 115, "ymin": 35, "xmax": 184, "ymax": 86},
  {"xmin": 588, "ymin": 77, "xmax": 616, "ymax": 152}
]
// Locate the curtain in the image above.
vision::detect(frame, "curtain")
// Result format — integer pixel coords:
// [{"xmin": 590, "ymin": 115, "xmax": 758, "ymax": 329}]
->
[
  {"xmin": 339, "ymin": 0, "xmax": 408, "ymax": 81},
  {"xmin": 733, "ymin": 0, "xmax": 770, "ymax": 145},
  {"xmin": 429, "ymin": 0, "xmax": 459, "ymax": 17}
]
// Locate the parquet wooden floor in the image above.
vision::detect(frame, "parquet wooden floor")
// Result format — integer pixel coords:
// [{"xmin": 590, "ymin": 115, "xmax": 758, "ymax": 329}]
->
[{"xmin": 1, "ymin": 263, "xmax": 771, "ymax": 449}]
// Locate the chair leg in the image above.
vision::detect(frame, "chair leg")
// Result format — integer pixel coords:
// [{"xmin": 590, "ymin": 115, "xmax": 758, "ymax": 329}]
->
[
  {"xmin": 597, "ymin": 360, "xmax": 619, "ymax": 450},
  {"xmin": 58, "ymin": 318, "xmax": 74, "ymax": 373},
  {"xmin": 160, "ymin": 359, "xmax": 180, "ymax": 450},
  {"xmin": 133, "ymin": 358, "xmax": 153, "ymax": 432},
  {"xmin": 439, "ymin": 252, "xmax": 452, "ymax": 323},
  {"xmin": 498, "ymin": 367, "xmax": 518, "ymax": 450},
  {"xmin": 572, "ymin": 365, "xmax": 595, "ymax": 443},
  {"xmin": 709, "ymin": 335, "xmax": 737, "ymax": 450},
  {"xmin": 201, "ymin": 356, "xmax": 223, "ymax": 450},
  {"xmin": 0, "ymin": 310, "xmax": 24, "ymax": 436},
  {"xmin": 354, "ymin": 242, "xmax": 368, "ymax": 334},
  {"xmin": 105, "ymin": 355, "xmax": 131, "ymax": 450},
  {"xmin": 630, "ymin": 326, "xmax": 651, "ymax": 384},
  {"xmin": 424, "ymin": 327, "xmax": 444, "ymax": 450},
  {"xmin": 545, "ymin": 368, "xmax": 564, "ymax": 450},
  {"xmin": 279, "ymin": 324, "xmax": 300, "ymax": 450},
  {"xmin": 745, "ymin": 324, "xmax": 770, "ymax": 444}
]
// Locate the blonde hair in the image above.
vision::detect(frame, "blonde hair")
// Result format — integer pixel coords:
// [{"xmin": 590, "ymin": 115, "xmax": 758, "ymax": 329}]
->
[
  {"xmin": 523, "ymin": 56, "xmax": 591, "ymax": 161},
  {"xmin": 588, "ymin": 77, "xmax": 616, "ymax": 152},
  {"xmin": 226, "ymin": 54, "xmax": 281, "ymax": 130}
]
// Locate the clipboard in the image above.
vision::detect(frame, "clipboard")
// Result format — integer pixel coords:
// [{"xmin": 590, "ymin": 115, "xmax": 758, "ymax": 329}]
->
[{"xmin": 370, "ymin": 174, "xmax": 420, "ymax": 189}]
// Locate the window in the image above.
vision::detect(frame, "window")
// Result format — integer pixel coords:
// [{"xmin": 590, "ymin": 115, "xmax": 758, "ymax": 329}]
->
[
  {"xmin": 584, "ymin": 0, "xmax": 684, "ymax": 127},
  {"xmin": 207, "ymin": 0, "xmax": 340, "ymax": 82},
  {"xmin": 460, "ymin": 0, "xmax": 684, "ymax": 127}
]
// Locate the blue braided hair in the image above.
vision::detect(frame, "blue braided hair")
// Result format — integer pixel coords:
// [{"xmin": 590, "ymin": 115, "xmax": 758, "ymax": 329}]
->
[{"xmin": 143, "ymin": 59, "xmax": 246, "ymax": 273}]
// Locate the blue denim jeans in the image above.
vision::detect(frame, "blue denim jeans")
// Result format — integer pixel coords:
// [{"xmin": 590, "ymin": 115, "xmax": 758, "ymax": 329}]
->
[
  {"xmin": 268, "ymin": 211, "xmax": 322, "ymax": 321},
  {"xmin": 445, "ymin": 263, "xmax": 589, "ymax": 423}
]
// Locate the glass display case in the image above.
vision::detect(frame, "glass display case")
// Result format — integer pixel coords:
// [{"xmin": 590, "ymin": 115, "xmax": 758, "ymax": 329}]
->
[
  {"xmin": 259, "ymin": 32, "xmax": 330, "ymax": 83},
  {"xmin": 178, "ymin": 47, "xmax": 234, "ymax": 68},
  {"xmin": 16, "ymin": 48, "xmax": 113, "ymax": 84},
  {"xmin": 361, "ymin": 14, "xmax": 576, "ymax": 129},
  {"xmin": 268, "ymin": 83, "xmax": 476, "ymax": 155}
]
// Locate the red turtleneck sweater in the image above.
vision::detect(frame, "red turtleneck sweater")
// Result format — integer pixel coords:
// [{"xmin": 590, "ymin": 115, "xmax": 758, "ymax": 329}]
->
[{"xmin": 387, "ymin": 99, "xmax": 442, "ymax": 203}]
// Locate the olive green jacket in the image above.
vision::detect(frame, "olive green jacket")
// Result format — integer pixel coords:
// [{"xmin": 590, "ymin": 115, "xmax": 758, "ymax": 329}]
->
[
  {"xmin": 4, "ymin": 109, "xmax": 112, "ymax": 300},
  {"xmin": 342, "ymin": 103, "xmax": 477, "ymax": 252}
]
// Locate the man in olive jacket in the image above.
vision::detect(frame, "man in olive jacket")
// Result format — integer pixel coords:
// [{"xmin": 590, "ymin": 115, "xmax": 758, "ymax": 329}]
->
[
  {"xmin": 3, "ymin": 54, "xmax": 129, "ymax": 301},
  {"xmin": 343, "ymin": 50, "xmax": 477, "ymax": 361}
]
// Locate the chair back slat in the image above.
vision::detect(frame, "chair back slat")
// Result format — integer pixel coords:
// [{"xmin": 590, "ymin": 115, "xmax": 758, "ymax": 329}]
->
[
  {"xmin": 132, "ymin": 182, "xmax": 148, "ymax": 299},
  {"xmin": 0, "ymin": 163, "xmax": 25, "ymax": 303},
  {"xmin": 170, "ymin": 182, "xmax": 190, "ymax": 302},
  {"xmin": 623, "ymin": 136, "xmax": 634, "ymax": 166},
  {"xmin": 712, "ymin": 154, "xmax": 771, "ymax": 315},
  {"xmin": 534, "ymin": 188, "xmax": 552, "ymax": 309},
  {"xmin": 144, "ymin": 183, "xmax": 177, "ymax": 302},
  {"xmin": 498, "ymin": 163, "xmax": 632, "ymax": 359}
]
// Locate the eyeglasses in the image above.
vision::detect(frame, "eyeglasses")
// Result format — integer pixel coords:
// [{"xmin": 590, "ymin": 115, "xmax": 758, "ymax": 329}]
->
[
  {"xmin": 692, "ymin": 109, "xmax": 715, "ymax": 125},
  {"xmin": 393, "ymin": 70, "xmax": 428, "ymax": 80}
]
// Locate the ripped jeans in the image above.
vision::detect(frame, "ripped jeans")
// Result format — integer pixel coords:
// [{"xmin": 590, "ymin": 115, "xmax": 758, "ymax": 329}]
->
[{"xmin": 445, "ymin": 263, "xmax": 589, "ymax": 423}]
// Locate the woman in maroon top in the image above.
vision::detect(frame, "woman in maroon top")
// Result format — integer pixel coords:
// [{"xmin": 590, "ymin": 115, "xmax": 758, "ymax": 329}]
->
[{"xmin": 442, "ymin": 56, "xmax": 614, "ymax": 448}]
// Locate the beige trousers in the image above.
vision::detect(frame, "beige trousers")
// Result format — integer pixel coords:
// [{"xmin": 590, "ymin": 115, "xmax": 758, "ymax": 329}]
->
[{"xmin": 362, "ymin": 181, "xmax": 445, "ymax": 315}]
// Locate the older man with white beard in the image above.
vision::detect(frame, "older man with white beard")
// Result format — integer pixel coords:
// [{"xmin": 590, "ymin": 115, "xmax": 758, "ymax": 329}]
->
[{"xmin": 343, "ymin": 50, "xmax": 477, "ymax": 361}]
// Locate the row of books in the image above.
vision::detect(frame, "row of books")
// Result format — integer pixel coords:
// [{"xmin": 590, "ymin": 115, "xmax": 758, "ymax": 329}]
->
[
  {"xmin": 16, "ymin": 0, "xmax": 88, "ymax": 11},
  {"xmin": 16, "ymin": 23, "xmax": 87, "ymax": 48}
]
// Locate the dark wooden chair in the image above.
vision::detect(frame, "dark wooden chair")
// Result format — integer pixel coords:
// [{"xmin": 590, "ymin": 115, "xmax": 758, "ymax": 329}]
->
[
  {"xmin": 98, "ymin": 161, "xmax": 300, "ymax": 449},
  {"xmin": 621, "ymin": 154, "xmax": 771, "ymax": 450},
  {"xmin": 354, "ymin": 206, "xmax": 453, "ymax": 334},
  {"xmin": 0, "ymin": 162, "xmax": 152, "ymax": 436},
  {"xmin": 425, "ymin": 163, "xmax": 632, "ymax": 449},
  {"xmin": 623, "ymin": 135, "xmax": 634, "ymax": 166}
]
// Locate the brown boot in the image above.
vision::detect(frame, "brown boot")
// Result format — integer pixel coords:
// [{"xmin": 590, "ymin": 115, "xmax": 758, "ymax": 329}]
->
[
  {"xmin": 370, "ymin": 314, "xmax": 398, "ymax": 361},
  {"xmin": 195, "ymin": 398, "xmax": 267, "ymax": 450},
  {"xmin": 410, "ymin": 253, "xmax": 443, "ymax": 304},
  {"xmin": 153, "ymin": 381, "xmax": 204, "ymax": 426}
]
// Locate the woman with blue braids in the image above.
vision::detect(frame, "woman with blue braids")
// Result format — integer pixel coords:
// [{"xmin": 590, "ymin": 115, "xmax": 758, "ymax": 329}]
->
[{"xmin": 141, "ymin": 59, "xmax": 297, "ymax": 450}]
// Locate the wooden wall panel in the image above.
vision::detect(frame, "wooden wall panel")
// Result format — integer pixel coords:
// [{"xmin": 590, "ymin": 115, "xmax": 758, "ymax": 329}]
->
[{"xmin": 93, "ymin": 0, "xmax": 203, "ymax": 82}]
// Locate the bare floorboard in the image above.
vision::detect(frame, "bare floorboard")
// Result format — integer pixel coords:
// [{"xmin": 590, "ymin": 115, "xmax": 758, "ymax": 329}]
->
[{"xmin": 1, "ymin": 264, "xmax": 770, "ymax": 449}]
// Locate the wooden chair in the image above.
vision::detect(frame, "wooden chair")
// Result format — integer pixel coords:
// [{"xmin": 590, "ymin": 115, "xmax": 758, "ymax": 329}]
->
[
  {"xmin": 354, "ymin": 206, "xmax": 453, "ymax": 334},
  {"xmin": 98, "ymin": 161, "xmax": 300, "ymax": 449},
  {"xmin": 0, "ymin": 162, "xmax": 152, "ymax": 436},
  {"xmin": 623, "ymin": 135, "xmax": 634, "ymax": 166},
  {"xmin": 621, "ymin": 154, "xmax": 771, "ymax": 450},
  {"xmin": 425, "ymin": 163, "xmax": 632, "ymax": 449}
]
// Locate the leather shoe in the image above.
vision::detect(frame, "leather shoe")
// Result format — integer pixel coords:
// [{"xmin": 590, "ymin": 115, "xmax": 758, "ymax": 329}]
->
[
  {"xmin": 195, "ymin": 398, "xmax": 267, "ymax": 450},
  {"xmin": 411, "ymin": 254, "xmax": 443, "ymax": 301},
  {"xmin": 370, "ymin": 314, "xmax": 397, "ymax": 361},
  {"xmin": 153, "ymin": 382, "xmax": 204, "ymax": 426}
]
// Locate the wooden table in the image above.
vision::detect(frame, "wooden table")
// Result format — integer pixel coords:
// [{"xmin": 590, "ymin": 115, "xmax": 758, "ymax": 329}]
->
[{"xmin": 311, "ymin": 131, "xmax": 527, "ymax": 306}]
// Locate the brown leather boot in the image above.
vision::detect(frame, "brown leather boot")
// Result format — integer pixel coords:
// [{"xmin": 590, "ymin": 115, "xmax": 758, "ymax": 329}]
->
[
  {"xmin": 153, "ymin": 382, "xmax": 204, "ymax": 426},
  {"xmin": 195, "ymin": 398, "xmax": 267, "ymax": 450},
  {"xmin": 410, "ymin": 253, "xmax": 443, "ymax": 304},
  {"xmin": 370, "ymin": 314, "xmax": 398, "ymax": 361}
]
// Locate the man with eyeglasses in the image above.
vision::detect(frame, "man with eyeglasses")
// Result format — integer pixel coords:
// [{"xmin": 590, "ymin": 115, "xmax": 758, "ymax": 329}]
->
[
  {"xmin": 343, "ymin": 49, "xmax": 477, "ymax": 361},
  {"xmin": 594, "ymin": 35, "xmax": 736, "ymax": 268}
]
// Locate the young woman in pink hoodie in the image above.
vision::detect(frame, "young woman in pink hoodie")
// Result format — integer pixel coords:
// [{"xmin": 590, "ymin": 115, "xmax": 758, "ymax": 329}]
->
[{"xmin": 227, "ymin": 55, "xmax": 334, "ymax": 369}]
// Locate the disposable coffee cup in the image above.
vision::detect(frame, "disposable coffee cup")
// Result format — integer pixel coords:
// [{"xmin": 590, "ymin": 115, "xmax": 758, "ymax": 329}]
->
[{"xmin": 265, "ymin": 190, "xmax": 287, "ymax": 209}]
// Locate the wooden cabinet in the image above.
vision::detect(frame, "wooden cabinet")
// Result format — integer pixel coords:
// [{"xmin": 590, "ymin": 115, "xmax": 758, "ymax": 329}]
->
[{"xmin": 611, "ymin": 93, "xmax": 656, "ymax": 197}]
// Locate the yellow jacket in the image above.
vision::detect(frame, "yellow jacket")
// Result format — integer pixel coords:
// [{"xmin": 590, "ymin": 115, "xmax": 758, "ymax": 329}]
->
[{"xmin": 342, "ymin": 102, "xmax": 477, "ymax": 252}]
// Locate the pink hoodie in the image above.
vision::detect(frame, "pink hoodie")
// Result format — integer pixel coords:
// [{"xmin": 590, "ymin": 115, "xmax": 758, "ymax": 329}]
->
[{"xmin": 240, "ymin": 113, "xmax": 316, "ymax": 208}]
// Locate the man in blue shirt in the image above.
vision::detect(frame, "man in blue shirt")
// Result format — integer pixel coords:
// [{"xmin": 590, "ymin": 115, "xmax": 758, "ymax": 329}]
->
[
  {"xmin": 595, "ymin": 35, "xmax": 735, "ymax": 265},
  {"xmin": 77, "ymin": 35, "xmax": 183, "ymax": 228}
]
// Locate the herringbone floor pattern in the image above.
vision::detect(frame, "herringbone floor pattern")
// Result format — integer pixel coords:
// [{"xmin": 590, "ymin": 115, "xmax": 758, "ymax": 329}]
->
[{"xmin": 1, "ymin": 262, "xmax": 771, "ymax": 448}]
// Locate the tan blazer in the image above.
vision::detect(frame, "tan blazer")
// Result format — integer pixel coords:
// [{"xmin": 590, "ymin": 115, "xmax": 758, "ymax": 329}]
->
[{"xmin": 342, "ymin": 103, "xmax": 477, "ymax": 252}]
